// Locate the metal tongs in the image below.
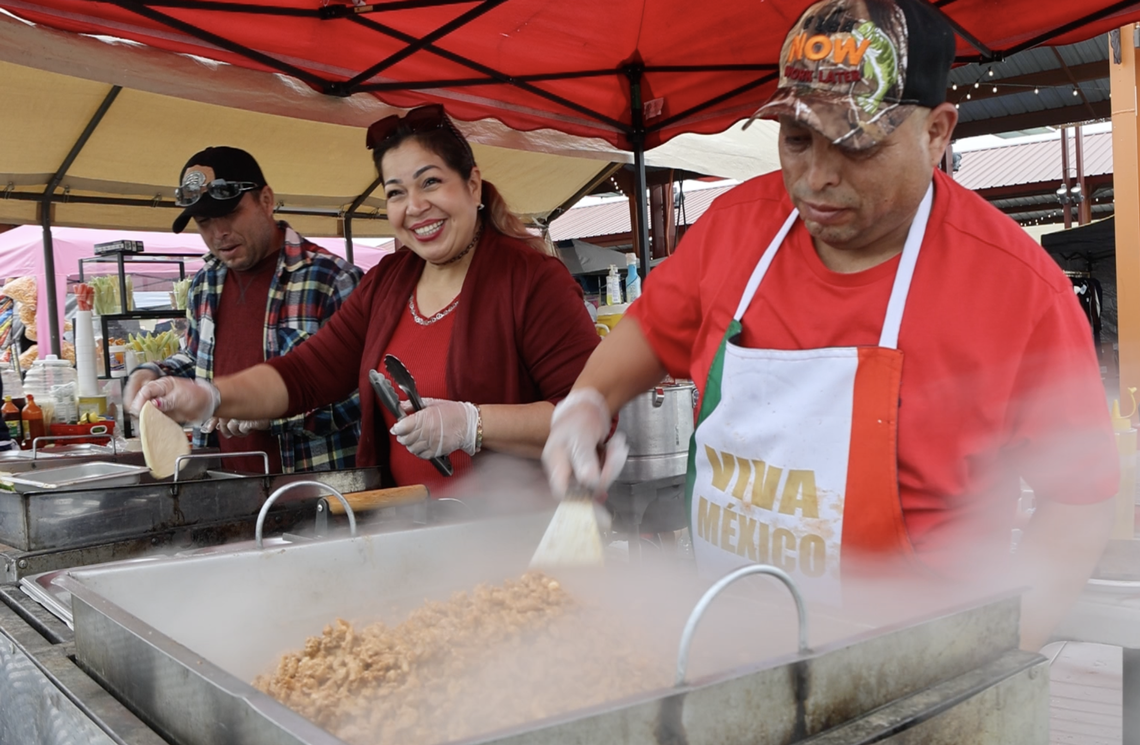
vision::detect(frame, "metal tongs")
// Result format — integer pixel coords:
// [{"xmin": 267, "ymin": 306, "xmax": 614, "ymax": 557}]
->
[{"xmin": 370, "ymin": 364, "xmax": 453, "ymax": 477}]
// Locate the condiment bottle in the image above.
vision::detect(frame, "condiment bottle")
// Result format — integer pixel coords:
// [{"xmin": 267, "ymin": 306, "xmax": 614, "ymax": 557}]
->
[
  {"xmin": 2, "ymin": 395, "xmax": 21, "ymax": 444},
  {"xmin": 21, "ymin": 394, "xmax": 45, "ymax": 451},
  {"xmin": 606, "ymin": 264, "xmax": 623, "ymax": 306},
  {"xmin": 1110, "ymin": 387, "xmax": 1138, "ymax": 540}
]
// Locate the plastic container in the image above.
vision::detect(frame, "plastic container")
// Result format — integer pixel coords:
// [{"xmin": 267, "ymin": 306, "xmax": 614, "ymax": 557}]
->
[
  {"xmin": 624, "ymin": 253, "xmax": 641, "ymax": 302},
  {"xmin": 606, "ymin": 265, "xmax": 623, "ymax": 306},
  {"xmin": 109, "ymin": 345, "xmax": 127, "ymax": 378},
  {"xmin": 49, "ymin": 419, "xmax": 115, "ymax": 446},
  {"xmin": 23, "ymin": 355, "xmax": 79, "ymax": 424},
  {"xmin": 595, "ymin": 303, "xmax": 629, "ymax": 336},
  {"xmin": 1, "ymin": 366, "xmax": 24, "ymax": 403}
]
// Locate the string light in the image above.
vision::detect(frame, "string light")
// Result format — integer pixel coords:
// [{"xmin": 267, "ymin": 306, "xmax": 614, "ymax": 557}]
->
[
  {"xmin": 952, "ymin": 83, "xmax": 958, "ymax": 90},
  {"xmin": 966, "ymin": 93, "xmax": 971, "ymax": 99},
  {"xmin": 992, "ymin": 86, "xmax": 998, "ymax": 93},
  {"xmin": 987, "ymin": 68, "xmax": 994, "ymax": 77},
  {"xmin": 974, "ymin": 82, "xmax": 980, "ymax": 89},
  {"xmin": 1034, "ymin": 87, "xmax": 1039, "ymax": 94},
  {"xmin": 1072, "ymin": 88, "xmax": 1079, "ymax": 96}
]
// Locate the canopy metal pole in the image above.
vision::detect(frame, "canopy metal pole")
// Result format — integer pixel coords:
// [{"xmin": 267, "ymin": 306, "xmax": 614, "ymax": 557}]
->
[
  {"xmin": 40, "ymin": 85, "xmax": 121, "ymax": 358},
  {"xmin": 342, "ymin": 174, "xmax": 383, "ymax": 266},
  {"xmin": 627, "ymin": 66, "xmax": 651, "ymax": 280}
]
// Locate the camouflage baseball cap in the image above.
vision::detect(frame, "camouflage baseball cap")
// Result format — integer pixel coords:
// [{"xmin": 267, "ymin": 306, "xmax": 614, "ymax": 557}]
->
[{"xmin": 747, "ymin": 0, "xmax": 956, "ymax": 150}]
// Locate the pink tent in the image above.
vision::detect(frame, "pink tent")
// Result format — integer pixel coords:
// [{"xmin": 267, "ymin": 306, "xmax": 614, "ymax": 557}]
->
[{"xmin": 0, "ymin": 226, "xmax": 392, "ymax": 354}]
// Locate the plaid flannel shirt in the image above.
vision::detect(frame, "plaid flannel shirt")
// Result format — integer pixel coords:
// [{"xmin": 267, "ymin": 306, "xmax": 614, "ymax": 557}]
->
[{"xmin": 156, "ymin": 222, "xmax": 363, "ymax": 472}]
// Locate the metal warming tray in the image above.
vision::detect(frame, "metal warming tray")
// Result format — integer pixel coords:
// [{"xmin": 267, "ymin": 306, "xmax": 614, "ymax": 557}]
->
[
  {"xmin": 0, "ymin": 461, "xmax": 151, "ymax": 492},
  {"xmin": 60, "ymin": 513, "xmax": 1048, "ymax": 745}
]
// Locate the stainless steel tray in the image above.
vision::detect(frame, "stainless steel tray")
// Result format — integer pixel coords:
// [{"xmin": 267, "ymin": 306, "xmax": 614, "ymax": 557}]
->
[
  {"xmin": 60, "ymin": 514, "xmax": 1037, "ymax": 745},
  {"xmin": 0, "ymin": 461, "xmax": 151, "ymax": 492}
]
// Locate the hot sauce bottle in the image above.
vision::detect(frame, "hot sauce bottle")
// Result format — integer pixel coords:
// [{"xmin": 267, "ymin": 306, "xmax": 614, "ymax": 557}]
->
[
  {"xmin": 2, "ymin": 395, "xmax": 21, "ymax": 445},
  {"xmin": 21, "ymin": 394, "xmax": 45, "ymax": 450}
]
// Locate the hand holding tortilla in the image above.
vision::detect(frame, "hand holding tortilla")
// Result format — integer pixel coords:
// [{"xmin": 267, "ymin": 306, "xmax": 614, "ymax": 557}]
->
[
  {"xmin": 129, "ymin": 376, "xmax": 218, "ymax": 423},
  {"xmin": 138, "ymin": 401, "xmax": 190, "ymax": 479},
  {"xmin": 202, "ymin": 417, "xmax": 270, "ymax": 438}
]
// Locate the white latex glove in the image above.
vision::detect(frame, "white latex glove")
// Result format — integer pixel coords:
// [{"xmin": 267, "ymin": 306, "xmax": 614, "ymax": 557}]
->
[
  {"xmin": 123, "ymin": 368, "xmax": 159, "ymax": 409},
  {"xmin": 391, "ymin": 398, "xmax": 478, "ymax": 458},
  {"xmin": 202, "ymin": 417, "xmax": 270, "ymax": 438},
  {"xmin": 130, "ymin": 376, "xmax": 219, "ymax": 424},
  {"xmin": 542, "ymin": 388, "xmax": 629, "ymax": 499}
]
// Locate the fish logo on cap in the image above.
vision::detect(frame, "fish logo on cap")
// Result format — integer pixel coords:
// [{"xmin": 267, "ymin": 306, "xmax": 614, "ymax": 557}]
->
[{"xmin": 748, "ymin": 0, "xmax": 918, "ymax": 151}]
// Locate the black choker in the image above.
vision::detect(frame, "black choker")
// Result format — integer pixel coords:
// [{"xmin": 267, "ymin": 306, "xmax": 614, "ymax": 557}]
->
[{"xmin": 435, "ymin": 222, "xmax": 482, "ymax": 266}]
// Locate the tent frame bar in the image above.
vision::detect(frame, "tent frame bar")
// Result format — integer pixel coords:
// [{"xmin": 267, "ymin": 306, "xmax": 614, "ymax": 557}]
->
[
  {"xmin": 109, "ymin": 0, "xmax": 328, "ymax": 88},
  {"xmin": 9, "ymin": 191, "xmax": 386, "ymax": 221},
  {"xmin": 342, "ymin": 174, "xmax": 384, "ymax": 266},
  {"xmin": 39, "ymin": 85, "xmax": 122, "ymax": 358},
  {"xmin": 344, "ymin": 13, "xmax": 629, "ymax": 130},
  {"xmin": 338, "ymin": 0, "xmax": 509, "ymax": 93}
]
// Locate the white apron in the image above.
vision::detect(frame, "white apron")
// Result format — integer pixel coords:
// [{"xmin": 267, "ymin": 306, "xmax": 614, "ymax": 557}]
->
[{"xmin": 686, "ymin": 185, "xmax": 934, "ymax": 602}]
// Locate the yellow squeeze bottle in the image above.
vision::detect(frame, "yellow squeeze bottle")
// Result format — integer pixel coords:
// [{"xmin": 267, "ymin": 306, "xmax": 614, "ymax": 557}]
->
[{"xmin": 1110, "ymin": 388, "xmax": 1137, "ymax": 540}]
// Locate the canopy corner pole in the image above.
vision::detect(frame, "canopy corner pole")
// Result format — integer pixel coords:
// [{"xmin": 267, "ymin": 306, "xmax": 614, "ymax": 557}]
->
[
  {"xmin": 40, "ymin": 85, "xmax": 122, "ymax": 358},
  {"xmin": 625, "ymin": 66, "xmax": 652, "ymax": 281},
  {"xmin": 343, "ymin": 174, "xmax": 384, "ymax": 266},
  {"xmin": 931, "ymin": 8, "xmax": 995, "ymax": 61}
]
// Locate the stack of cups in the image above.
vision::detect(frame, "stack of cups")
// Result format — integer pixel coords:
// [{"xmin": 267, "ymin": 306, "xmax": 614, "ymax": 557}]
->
[{"xmin": 74, "ymin": 309, "xmax": 99, "ymax": 398}]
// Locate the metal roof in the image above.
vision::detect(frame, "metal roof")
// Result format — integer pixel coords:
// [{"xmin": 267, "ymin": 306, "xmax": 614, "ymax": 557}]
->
[
  {"xmin": 949, "ymin": 36, "xmax": 1111, "ymax": 138},
  {"xmin": 552, "ymin": 130, "xmax": 1117, "ymax": 242},
  {"xmin": 955, "ymin": 131, "xmax": 1113, "ymax": 190}
]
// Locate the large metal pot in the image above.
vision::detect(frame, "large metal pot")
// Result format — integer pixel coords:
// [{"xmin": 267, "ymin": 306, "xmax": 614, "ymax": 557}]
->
[{"xmin": 615, "ymin": 380, "xmax": 697, "ymax": 483}]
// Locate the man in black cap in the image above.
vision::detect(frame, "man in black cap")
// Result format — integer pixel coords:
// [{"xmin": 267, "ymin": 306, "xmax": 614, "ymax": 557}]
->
[
  {"xmin": 544, "ymin": 0, "xmax": 1117, "ymax": 650},
  {"xmin": 125, "ymin": 146, "xmax": 362, "ymax": 473}
]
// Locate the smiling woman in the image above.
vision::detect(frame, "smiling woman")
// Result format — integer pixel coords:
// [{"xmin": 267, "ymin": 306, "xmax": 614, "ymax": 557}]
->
[{"xmin": 130, "ymin": 106, "xmax": 601, "ymax": 493}]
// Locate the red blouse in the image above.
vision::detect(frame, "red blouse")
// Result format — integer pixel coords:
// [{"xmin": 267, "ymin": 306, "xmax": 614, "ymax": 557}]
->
[{"xmin": 268, "ymin": 226, "xmax": 600, "ymax": 484}]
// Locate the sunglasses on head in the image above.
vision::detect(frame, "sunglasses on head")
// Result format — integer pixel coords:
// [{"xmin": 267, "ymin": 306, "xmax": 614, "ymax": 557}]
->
[
  {"xmin": 366, "ymin": 104, "xmax": 469, "ymax": 152},
  {"xmin": 174, "ymin": 179, "xmax": 260, "ymax": 208}
]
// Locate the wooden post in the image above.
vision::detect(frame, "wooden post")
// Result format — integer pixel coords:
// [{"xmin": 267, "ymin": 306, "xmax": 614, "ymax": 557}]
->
[
  {"xmin": 1074, "ymin": 124, "xmax": 1091, "ymax": 225},
  {"xmin": 1061, "ymin": 126, "xmax": 1073, "ymax": 229},
  {"xmin": 1111, "ymin": 25, "xmax": 1140, "ymax": 409}
]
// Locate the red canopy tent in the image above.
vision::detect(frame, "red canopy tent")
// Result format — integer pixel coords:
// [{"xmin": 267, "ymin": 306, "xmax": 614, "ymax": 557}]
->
[
  {"xmin": 4, "ymin": 0, "xmax": 1137, "ymax": 148},
  {"xmin": 5, "ymin": 0, "xmax": 1140, "ymax": 279}
]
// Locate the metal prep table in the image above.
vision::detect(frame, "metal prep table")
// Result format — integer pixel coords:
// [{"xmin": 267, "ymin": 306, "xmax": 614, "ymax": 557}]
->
[
  {"xmin": 0, "ymin": 446, "xmax": 428, "ymax": 744},
  {"xmin": 1052, "ymin": 539, "xmax": 1140, "ymax": 744},
  {"xmin": 0, "ymin": 447, "xmax": 1052, "ymax": 744},
  {"xmin": 49, "ymin": 511, "xmax": 1048, "ymax": 745}
]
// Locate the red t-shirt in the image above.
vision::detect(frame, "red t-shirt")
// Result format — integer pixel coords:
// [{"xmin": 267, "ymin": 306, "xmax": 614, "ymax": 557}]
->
[
  {"xmin": 628, "ymin": 169, "xmax": 1117, "ymax": 575},
  {"xmin": 378, "ymin": 292, "xmax": 473, "ymax": 493},
  {"xmin": 213, "ymin": 253, "xmax": 283, "ymax": 473}
]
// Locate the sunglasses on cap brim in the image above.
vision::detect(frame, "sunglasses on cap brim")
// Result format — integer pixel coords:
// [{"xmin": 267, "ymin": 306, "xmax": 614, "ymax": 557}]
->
[
  {"xmin": 174, "ymin": 179, "xmax": 261, "ymax": 208},
  {"xmin": 366, "ymin": 104, "xmax": 469, "ymax": 151}
]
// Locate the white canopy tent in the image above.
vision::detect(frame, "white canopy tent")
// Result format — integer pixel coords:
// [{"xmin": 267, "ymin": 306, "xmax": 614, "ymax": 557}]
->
[{"xmin": 0, "ymin": 11, "xmax": 780, "ymax": 354}]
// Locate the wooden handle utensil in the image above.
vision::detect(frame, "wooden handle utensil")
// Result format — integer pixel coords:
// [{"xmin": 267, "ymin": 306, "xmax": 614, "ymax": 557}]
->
[{"xmin": 326, "ymin": 484, "xmax": 429, "ymax": 514}]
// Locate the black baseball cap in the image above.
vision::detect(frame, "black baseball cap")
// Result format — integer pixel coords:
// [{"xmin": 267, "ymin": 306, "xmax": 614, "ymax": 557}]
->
[
  {"xmin": 172, "ymin": 146, "xmax": 267, "ymax": 233},
  {"xmin": 746, "ymin": 0, "xmax": 957, "ymax": 150}
]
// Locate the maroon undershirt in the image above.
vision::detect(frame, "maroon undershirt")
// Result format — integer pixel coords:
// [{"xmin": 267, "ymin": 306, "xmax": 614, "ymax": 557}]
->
[
  {"xmin": 379, "ymin": 291, "xmax": 472, "ymax": 492},
  {"xmin": 212, "ymin": 251, "xmax": 283, "ymax": 473}
]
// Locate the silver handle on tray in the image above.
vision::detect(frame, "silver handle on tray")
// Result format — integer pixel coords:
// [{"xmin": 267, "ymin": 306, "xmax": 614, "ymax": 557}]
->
[
  {"xmin": 256, "ymin": 480, "xmax": 357, "ymax": 548},
  {"xmin": 674, "ymin": 564, "xmax": 809, "ymax": 687},
  {"xmin": 31, "ymin": 433, "xmax": 118, "ymax": 460},
  {"xmin": 172, "ymin": 451, "xmax": 269, "ymax": 483}
]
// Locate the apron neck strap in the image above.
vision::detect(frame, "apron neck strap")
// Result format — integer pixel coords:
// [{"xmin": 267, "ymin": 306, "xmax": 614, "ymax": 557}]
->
[
  {"xmin": 732, "ymin": 182, "xmax": 935, "ymax": 352},
  {"xmin": 878, "ymin": 182, "xmax": 933, "ymax": 350},
  {"xmin": 733, "ymin": 209, "xmax": 799, "ymax": 320}
]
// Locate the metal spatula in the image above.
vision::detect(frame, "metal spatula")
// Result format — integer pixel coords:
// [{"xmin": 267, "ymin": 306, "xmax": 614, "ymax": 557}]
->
[{"xmin": 529, "ymin": 483, "xmax": 605, "ymax": 569}]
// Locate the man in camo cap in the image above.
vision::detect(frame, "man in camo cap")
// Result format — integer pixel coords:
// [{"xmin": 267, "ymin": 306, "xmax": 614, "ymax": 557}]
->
[{"xmin": 545, "ymin": 0, "xmax": 1118, "ymax": 652}]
